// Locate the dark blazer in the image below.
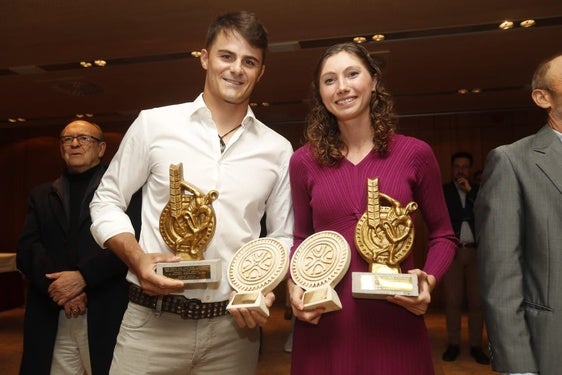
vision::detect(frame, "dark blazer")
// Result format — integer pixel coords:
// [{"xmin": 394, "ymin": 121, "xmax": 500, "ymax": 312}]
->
[
  {"xmin": 16, "ymin": 165, "xmax": 141, "ymax": 375},
  {"xmin": 443, "ymin": 181, "xmax": 478, "ymax": 241},
  {"xmin": 475, "ymin": 125, "xmax": 562, "ymax": 374}
]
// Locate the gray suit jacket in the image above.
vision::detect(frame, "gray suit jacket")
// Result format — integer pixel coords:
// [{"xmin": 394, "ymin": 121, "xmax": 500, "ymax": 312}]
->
[{"xmin": 475, "ymin": 125, "xmax": 562, "ymax": 375}]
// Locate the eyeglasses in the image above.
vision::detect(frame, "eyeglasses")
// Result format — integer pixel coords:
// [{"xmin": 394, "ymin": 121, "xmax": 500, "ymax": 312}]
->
[{"xmin": 59, "ymin": 134, "xmax": 102, "ymax": 146}]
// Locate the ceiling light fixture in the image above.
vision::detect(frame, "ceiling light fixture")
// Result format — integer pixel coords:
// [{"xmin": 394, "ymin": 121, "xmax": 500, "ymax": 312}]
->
[
  {"xmin": 520, "ymin": 19, "xmax": 536, "ymax": 28},
  {"xmin": 371, "ymin": 34, "xmax": 385, "ymax": 42},
  {"xmin": 94, "ymin": 59, "xmax": 106, "ymax": 67},
  {"xmin": 458, "ymin": 89, "xmax": 469, "ymax": 94},
  {"xmin": 471, "ymin": 88, "xmax": 482, "ymax": 94},
  {"xmin": 191, "ymin": 51, "xmax": 201, "ymax": 58},
  {"xmin": 353, "ymin": 36, "xmax": 367, "ymax": 44},
  {"xmin": 499, "ymin": 20, "xmax": 514, "ymax": 30},
  {"xmin": 80, "ymin": 61, "xmax": 92, "ymax": 68}
]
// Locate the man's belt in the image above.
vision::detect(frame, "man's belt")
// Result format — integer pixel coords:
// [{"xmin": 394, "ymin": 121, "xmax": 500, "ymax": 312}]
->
[{"xmin": 128, "ymin": 284, "xmax": 228, "ymax": 320}]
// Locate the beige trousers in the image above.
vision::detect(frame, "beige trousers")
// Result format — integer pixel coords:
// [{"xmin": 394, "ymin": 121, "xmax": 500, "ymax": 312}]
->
[
  {"xmin": 51, "ymin": 310, "xmax": 91, "ymax": 375},
  {"xmin": 109, "ymin": 302, "xmax": 260, "ymax": 375}
]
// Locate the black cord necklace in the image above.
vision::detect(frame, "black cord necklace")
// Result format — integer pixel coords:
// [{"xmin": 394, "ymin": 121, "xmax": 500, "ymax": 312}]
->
[{"xmin": 218, "ymin": 124, "xmax": 242, "ymax": 153}]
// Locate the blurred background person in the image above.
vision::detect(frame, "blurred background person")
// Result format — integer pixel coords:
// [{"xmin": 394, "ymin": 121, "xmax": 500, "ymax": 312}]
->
[{"xmin": 442, "ymin": 151, "xmax": 489, "ymax": 365}]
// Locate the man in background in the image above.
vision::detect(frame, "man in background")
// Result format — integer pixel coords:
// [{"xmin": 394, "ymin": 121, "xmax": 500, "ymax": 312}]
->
[
  {"xmin": 442, "ymin": 152, "xmax": 489, "ymax": 365},
  {"xmin": 17, "ymin": 120, "xmax": 140, "ymax": 374}
]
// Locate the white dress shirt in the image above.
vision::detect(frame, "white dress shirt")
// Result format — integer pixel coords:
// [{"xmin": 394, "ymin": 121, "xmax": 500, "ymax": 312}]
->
[{"xmin": 90, "ymin": 94, "xmax": 294, "ymax": 302}]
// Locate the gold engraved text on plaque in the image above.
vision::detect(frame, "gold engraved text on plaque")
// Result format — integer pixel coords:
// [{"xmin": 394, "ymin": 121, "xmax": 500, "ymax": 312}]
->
[{"xmin": 159, "ymin": 163, "xmax": 218, "ymax": 261}]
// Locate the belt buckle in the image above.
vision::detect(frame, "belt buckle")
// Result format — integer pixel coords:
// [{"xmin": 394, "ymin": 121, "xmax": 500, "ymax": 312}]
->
[{"xmin": 180, "ymin": 298, "xmax": 202, "ymax": 319}]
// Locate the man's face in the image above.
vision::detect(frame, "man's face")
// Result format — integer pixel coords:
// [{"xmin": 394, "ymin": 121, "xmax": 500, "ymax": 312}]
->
[
  {"xmin": 452, "ymin": 157, "xmax": 471, "ymax": 181},
  {"xmin": 200, "ymin": 30, "xmax": 265, "ymax": 107},
  {"xmin": 59, "ymin": 121, "xmax": 105, "ymax": 174}
]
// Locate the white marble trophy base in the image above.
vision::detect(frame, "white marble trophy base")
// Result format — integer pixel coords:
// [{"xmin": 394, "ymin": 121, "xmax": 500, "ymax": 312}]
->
[
  {"xmin": 227, "ymin": 238, "xmax": 289, "ymax": 317},
  {"xmin": 352, "ymin": 272, "xmax": 418, "ymax": 299},
  {"xmin": 302, "ymin": 286, "xmax": 342, "ymax": 313},
  {"xmin": 226, "ymin": 291, "xmax": 268, "ymax": 316},
  {"xmin": 156, "ymin": 259, "xmax": 221, "ymax": 284}
]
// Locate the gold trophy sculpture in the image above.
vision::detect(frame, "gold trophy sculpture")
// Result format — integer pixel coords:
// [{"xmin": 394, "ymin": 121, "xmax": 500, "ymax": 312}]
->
[
  {"xmin": 290, "ymin": 231, "xmax": 351, "ymax": 313},
  {"xmin": 353, "ymin": 178, "xmax": 419, "ymax": 298},
  {"xmin": 157, "ymin": 163, "xmax": 221, "ymax": 283},
  {"xmin": 227, "ymin": 238, "xmax": 289, "ymax": 316}
]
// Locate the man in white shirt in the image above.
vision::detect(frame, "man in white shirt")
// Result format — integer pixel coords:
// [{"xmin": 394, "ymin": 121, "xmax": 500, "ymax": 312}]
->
[{"xmin": 90, "ymin": 11, "xmax": 293, "ymax": 375}]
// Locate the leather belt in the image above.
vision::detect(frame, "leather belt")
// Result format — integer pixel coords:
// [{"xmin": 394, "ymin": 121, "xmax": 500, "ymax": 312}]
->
[{"xmin": 128, "ymin": 284, "xmax": 228, "ymax": 320}]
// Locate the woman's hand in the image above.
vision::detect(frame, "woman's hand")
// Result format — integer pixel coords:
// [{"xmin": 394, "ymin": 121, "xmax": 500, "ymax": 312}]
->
[
  {"xmin": 287, "ymin": 279, "xmax": 324, "ymax": 325},
  {"xmin": 386, "ymin": 269, "xmax": 435, "ymax": 316}
]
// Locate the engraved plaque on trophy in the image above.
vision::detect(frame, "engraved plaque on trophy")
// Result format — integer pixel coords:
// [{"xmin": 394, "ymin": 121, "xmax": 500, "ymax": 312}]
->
[
  {"xmin": 157, "ymin": 163, "xmax": 221, "ymax": 284},
  {"xmin": 226, "ymin": 238, "xmax": 288, "ymax": 316},
  {"xmin": 353, "ymin": 178, "xmax": 419, "ymax": 298},
  {"xmin": 290, "ymin": 231, "xmax": 351, "ymax": 313}
]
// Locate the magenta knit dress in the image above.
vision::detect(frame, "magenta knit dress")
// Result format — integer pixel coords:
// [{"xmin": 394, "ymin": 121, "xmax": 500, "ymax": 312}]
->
[{"xmin": 289, "ymin": 134, "xmax": 456, "ymax": 375}]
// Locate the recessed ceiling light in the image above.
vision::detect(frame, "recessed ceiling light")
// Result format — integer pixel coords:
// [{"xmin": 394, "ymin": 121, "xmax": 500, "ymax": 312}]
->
[
  {"xmin": 191, "ymin": 51, "xmax": 201, "ymax": 58},
  {"xmin": 249, "ymin": 102, "xmax": 258, "ymax": 107},
  {"xmin": 458, "ymin": 89, "xmax": 469, "ymax": 94},
  {"xmin": 371, "ymin": 34, "xmax": 385, "ymax": 42},
  {"xmin": 520, "ymin": 19, "xmax": 535, "ymax": 28},
  {"xmin": 499, "ymin": 20, "xmax": 514, "ymax": 30},
  {"xmin": 94, "ymin": 59, "xmax": 106, "ymax": 67},
  {"xmin": 80, "ymin": 61, "xmax": 92, "ymax": 68},
  {"xmin": 17, "ymin": 118, "xmax": 26, "ymax": 122},
  {"xmin": 261, "ymin": 102, "xmax": 270, "ymax": 107},
  {"xmin": 471, "ymin": 88, "xmax": 482, "ymax": 94},
  {"xmin": 353, "ymin": 36, "xmax": 367, "ymax": 44},
  {"xmin": 8, "ymin": 118, "xmax": 17, "ymax": 123}
]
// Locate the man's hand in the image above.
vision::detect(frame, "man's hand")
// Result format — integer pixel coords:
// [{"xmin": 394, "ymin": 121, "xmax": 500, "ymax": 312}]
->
[
  {"xmin": 63, "ymin": 292, "xmax": 88, "ymax": 318},
  {"xmin": 455, "ymin": 176, "xmax": 472, "ymax": 192},
  {"xmin": 229, "ymin": 291, "xmax": 275, "ymax": 329},
  {"xmin": 104, "ymin": 232, "xmax": 184, "ymax": 295},
  {"xmin": 287, "ymin": 279, "xmax": 324, "ymax": 325},
  {"xmin": 386, "ymin": 269, "xmax": 435, "ymax": 316},
  {"xmin": 46, "ymin": 270, "xmax": 86, "ymax": 306},
  {"xmin": 134, "ymin": 253, "xmax": 185, "ymax": 295}
]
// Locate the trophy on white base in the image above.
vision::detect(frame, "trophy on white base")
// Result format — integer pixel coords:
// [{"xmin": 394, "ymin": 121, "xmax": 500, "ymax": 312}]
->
[
  {"xmin": 227, "ymin": 237, "xmax": 289, "ymax": 316},
  {"xmin": 290, "ymin": 231, "xmax": 351, "ymax": 313},
  {"xmin": 353, "ymin": 178, "xmax": 419, "ymax": 299},
  {"xmin": 158, "ymin": 163, "xmax": 221, "ymax": 284}
]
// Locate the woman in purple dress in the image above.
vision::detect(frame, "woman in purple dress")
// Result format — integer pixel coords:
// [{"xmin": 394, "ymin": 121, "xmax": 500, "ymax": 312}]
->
[{"xmin": 287, "ymin": 42, "xmax": 457, "ymax": 374}]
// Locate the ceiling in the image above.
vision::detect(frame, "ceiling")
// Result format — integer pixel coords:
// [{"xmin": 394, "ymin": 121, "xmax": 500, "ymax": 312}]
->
[{"xmin": 2, "ymin": 0, "xmax": 562, "ymax": 130}]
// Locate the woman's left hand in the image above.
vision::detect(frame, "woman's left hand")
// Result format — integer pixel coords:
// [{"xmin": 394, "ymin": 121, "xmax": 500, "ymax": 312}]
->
[{"xmin": 386, "ymin": 269, "xmax": 435, "ymax": 316}]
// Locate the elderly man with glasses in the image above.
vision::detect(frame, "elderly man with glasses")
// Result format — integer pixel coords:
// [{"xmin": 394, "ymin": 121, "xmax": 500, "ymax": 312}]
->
[{"xmin": 16, "ymin": 120, "xmax": 141, "ymax": 375}]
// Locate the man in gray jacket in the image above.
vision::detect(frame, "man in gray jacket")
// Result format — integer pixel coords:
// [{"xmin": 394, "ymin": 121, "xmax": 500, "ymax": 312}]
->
[{"xmin": 475, "ymin": 52, "xmax": 562, "ymax": 375}]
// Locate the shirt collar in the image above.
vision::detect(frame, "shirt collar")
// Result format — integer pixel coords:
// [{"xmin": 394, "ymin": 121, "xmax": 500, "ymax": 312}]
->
[{"xmin": 190, "ymin": 93, "xmax": 257, "ymax": 129}]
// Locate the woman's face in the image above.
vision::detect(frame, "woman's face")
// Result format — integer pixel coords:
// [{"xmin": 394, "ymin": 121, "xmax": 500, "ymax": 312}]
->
[{"xmin": 318, "ymin": 51, "xmax": 377, "ymax": 123}]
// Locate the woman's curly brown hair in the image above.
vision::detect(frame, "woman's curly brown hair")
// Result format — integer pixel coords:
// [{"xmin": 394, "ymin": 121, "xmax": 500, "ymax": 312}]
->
[{"xmin": 305, "ymin": 42, "xmax": 396, "ymax": 166}]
